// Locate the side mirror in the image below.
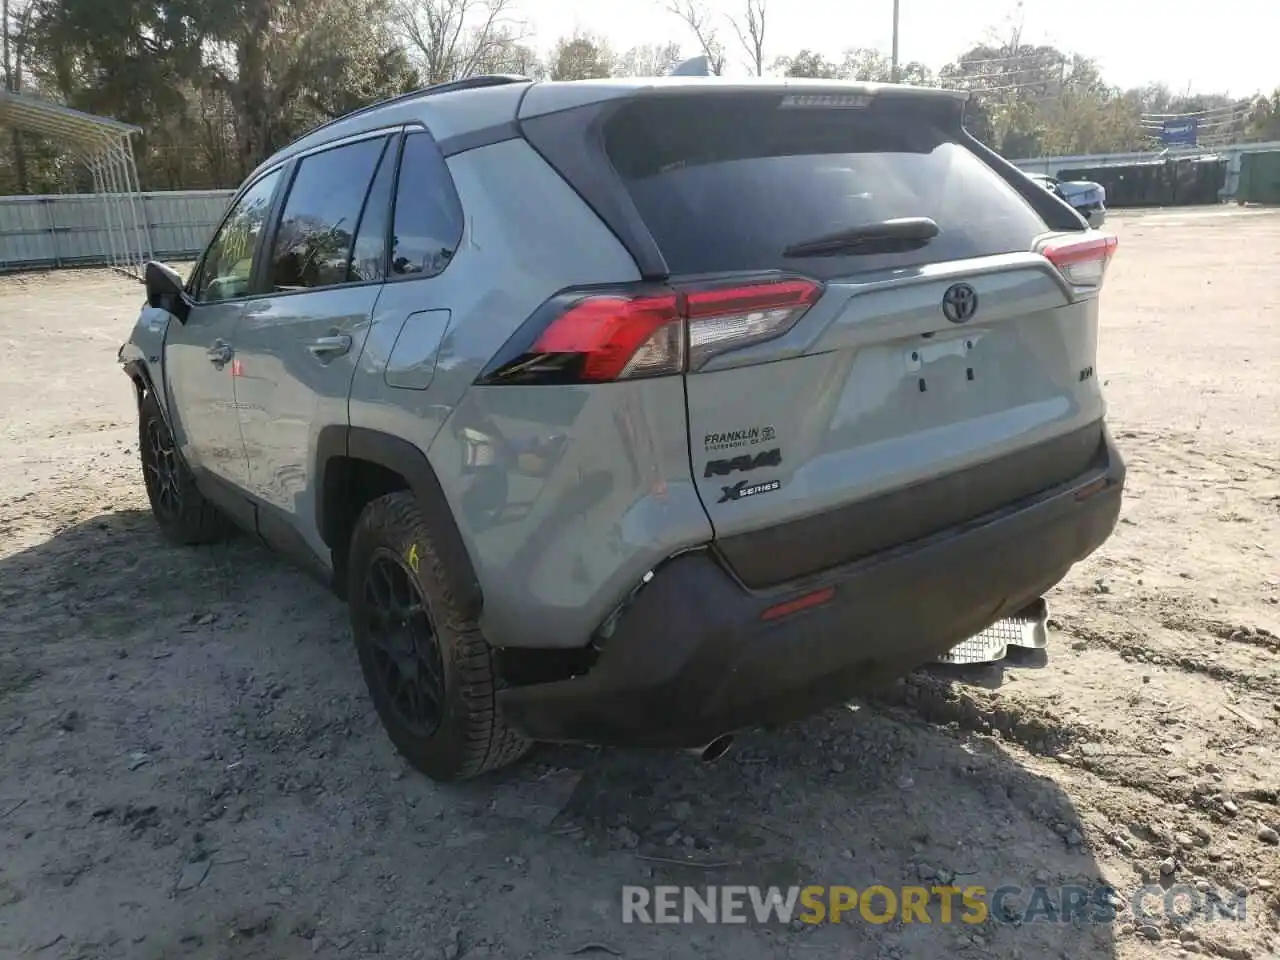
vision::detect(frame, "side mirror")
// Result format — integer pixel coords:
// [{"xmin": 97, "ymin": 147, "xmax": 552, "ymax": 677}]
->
[{"xmin": 144, "ymin": 260, "xmax": 191, "ymax": 323}]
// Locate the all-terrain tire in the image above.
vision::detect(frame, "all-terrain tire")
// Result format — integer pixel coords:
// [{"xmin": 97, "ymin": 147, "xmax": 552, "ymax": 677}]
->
[
  {"xmin": 137, "ymin": 390, "xmax": 230, "ymax": 545},
  {"xmin": 348, "ymin": 491, "xmax": 530, "ymax": 781}
]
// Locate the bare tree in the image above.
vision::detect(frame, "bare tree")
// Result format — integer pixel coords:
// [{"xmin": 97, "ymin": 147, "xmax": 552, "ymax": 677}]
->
[
  {"xmin": 615, "ymin": 41, "xmax": 683, "ymax": 78},
  {"xmin": 662, "ymin": 0, "xmax": 725, "ymax": 75},
  {"xmin": 392, "ymin": 0, "xmax": 527, "ymax": 85},
  {"xmin": 728, "ymin": 0, "xmax": 766, "ymax": 76}
]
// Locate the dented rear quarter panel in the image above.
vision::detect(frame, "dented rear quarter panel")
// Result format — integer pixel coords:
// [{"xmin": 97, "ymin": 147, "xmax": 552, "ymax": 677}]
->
[{"xmin": 348, "ymin": 137, "xmax": 714, "ymax": 650}]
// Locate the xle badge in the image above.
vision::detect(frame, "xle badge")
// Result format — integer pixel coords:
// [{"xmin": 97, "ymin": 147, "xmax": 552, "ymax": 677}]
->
[{"xmin": 718, "ymin": 479, "xmax": 782, "ymax": 503}]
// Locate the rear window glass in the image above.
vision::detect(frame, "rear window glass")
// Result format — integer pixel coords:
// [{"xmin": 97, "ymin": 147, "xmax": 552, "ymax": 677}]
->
[{"xmin": 602, "ymin": 95, "xmax": 1049, "ymax": 278}]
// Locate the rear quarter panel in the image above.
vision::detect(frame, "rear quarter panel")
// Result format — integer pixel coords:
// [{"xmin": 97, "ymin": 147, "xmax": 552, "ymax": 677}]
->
[{"xmin": 348, "ymin": 138, "xmax": 712, "ymax": 649}]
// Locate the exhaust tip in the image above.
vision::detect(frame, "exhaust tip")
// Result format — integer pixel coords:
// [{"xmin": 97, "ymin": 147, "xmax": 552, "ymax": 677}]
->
[{"xmin": 686, "ymin": 734, "xmax": 735, "ymax": 763}]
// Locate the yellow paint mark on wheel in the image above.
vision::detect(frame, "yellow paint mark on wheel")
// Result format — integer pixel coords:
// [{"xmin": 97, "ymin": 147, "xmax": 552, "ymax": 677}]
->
[{"xmin": 406, "ymin": 543, "xmax": 420, "ymax": 573}]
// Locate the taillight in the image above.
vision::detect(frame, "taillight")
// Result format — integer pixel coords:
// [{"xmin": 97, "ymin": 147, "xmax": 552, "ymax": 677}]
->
[
  {"xmin": 684, "ymin": 279, "xmax": 822, "ymax": 370},
  {"xmin": 1039, "ymin": 233, "xmax": 1118, "ymax": 289},
  {"xmin": 531, "ymin": 294, "xmax": 683, "ymax": 381},
  {"xmin": 477, "ymin": 276, "xmax": 823, "ymax": 385}
]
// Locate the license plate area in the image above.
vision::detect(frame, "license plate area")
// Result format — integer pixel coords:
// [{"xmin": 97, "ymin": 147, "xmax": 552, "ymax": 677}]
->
[{"xmin": 904, "ymin": 329, "xmax": 988, "ymax": 372}]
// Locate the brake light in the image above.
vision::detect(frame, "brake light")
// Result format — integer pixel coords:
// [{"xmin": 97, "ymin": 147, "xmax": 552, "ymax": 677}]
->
[
  {"xmin": 1039, "ymin": 233, "xmax": 1118, "ymax": 289},
  {"xmin": 532, "ymin": 294, "xmax": 682, "ymax": 381},
  {"xmin": 478, "ymin": 277, "xmax": 823, "ymax": 385}
]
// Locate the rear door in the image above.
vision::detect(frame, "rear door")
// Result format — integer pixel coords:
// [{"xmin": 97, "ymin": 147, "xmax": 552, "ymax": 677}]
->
[{"xmin": 526, "ymin": 85, "xmax": 1112, "ymax": 588}]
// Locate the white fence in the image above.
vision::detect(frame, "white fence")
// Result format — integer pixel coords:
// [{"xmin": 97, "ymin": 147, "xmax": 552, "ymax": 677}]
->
[
  {"xmin": 5, "ymin": 139, "xmax": 1280, "ymax": 273},
  {"xmin": 0, "ymin": 189, "xmax": 233, "ymax": 272}
]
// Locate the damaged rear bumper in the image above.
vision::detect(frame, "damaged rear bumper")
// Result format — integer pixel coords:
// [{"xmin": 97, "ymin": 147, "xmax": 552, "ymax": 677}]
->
[{"xmin": 497, "ymin": 427, "xmax": 1125, "ymax": 748}]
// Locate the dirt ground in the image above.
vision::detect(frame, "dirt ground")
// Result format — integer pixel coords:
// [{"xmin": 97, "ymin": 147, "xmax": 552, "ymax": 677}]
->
[{"xmin": 1, "ymin": 207, "xmax": 1277, "ymax": 960}]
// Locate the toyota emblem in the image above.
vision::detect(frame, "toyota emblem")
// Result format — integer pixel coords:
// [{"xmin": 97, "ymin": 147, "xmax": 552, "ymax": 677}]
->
[{"xmin": 941, "ymin": 283, "xmax": 979, "ymax": 324}]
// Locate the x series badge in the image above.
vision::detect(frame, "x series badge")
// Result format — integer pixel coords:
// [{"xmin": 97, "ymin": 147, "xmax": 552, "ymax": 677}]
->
[{"xmin": 718, "ymin": 479, "xmax": 782, "ymax": 503}]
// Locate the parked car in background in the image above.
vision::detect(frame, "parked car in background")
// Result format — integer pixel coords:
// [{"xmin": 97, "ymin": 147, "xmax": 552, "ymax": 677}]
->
[{"xmin": 1029, "ymin": 172, "xmax": 1107, "ymax": 227}]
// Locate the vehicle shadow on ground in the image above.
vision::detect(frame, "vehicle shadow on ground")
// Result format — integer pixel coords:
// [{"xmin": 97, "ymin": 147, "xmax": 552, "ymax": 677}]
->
[{"xmin": 0, "ymin": 510, "xmax": 1119, "ymax": 960}]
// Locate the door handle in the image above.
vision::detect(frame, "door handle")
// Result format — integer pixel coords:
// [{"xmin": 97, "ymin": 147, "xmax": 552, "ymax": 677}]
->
[
  {"xmin": 206, "ymin": 340, "xmax": 233, "ymax": 366},
  {"xmin": 306, "ymin": 334, "xmax": 352, "ymax": 361}
]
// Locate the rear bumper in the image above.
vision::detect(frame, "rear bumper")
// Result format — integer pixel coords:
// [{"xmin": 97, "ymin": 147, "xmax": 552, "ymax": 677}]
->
[{"xmin": 498, "ymin": 426, "xmax": 1125, "ymax": 748}]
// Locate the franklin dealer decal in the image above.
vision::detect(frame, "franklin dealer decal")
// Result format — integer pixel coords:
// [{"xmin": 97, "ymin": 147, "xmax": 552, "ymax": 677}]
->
[{"xmin": 704, "ymin": 425, "xmax": 776, "ymax": 452}]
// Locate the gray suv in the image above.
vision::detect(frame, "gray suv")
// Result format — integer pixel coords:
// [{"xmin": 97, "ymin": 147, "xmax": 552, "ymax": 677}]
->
[{"xmin": 119, "ymin": 75, "xmax": 1125, "ymax": 781}]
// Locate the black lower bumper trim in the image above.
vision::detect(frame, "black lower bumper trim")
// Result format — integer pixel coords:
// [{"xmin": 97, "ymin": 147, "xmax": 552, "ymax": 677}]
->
[
  {"xmin": 497, "ymin": 427, "xmax": 1125, "ymax": 748},
  {"xmin": 717, "ymin": 421, "xmax": 1105, "ymax": 588}
]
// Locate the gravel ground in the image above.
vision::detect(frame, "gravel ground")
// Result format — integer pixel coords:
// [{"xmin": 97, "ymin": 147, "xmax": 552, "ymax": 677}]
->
[{"xmin": 1, "ymin": 208, "xmax": 1278, "ymax": 960}]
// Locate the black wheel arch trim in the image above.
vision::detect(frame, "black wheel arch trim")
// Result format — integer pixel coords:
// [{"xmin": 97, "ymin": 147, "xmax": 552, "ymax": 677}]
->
[
  {"xmin": 121, "ymin": 357, "xmax": 175, "ymax": 432},
  {"xmin": 316, "ymin": 425, "xmax": 483, "ymax": 618}
]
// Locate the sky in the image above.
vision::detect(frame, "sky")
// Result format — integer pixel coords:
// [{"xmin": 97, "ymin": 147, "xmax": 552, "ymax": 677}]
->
[{"xmin": 522, "ymin": 0, "xmax": 1279, "ymax": 97}]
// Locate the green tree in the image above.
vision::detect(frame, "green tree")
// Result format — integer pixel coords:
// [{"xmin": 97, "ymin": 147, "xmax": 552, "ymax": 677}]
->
[
  {"xmin": 1246, "ymin": 89, "xmax": 1280, "ymax": 141},
  {"xmin": 549, "ymin": 32, "xmax": 613, "ymax": 81},
  {"xmin": 19, "ymin": 0, "xmax": 418, "ymax": 186},
  {"xmin": 774, "ymin": 49, "xmax": 839, "ymax": 79},
  {"xmin": 774, "ymin": 47, "xmax": 931, "ymax": 84}
]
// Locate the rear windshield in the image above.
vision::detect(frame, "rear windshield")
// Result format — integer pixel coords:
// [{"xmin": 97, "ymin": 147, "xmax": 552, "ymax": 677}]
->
[{"xmin": 602, "ymin": 94, "xmax": 1049, "ymax": 278}]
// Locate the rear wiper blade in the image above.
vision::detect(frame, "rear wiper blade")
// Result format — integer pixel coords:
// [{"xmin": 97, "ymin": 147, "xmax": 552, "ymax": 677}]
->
[{"xmin": 782, "ymin": 217, "xmax": 940, "ymax": 258}]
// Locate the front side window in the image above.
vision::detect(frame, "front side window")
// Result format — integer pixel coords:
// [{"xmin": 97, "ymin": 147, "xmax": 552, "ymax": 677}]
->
[
  {"xmin": 390, "ymin": 132, "xmax": 464, "ymax": 278},
  {"xmin": 194, "ymin": 169, "xmax": 282, "ymax": 303},
  {"xmin": 270, "ymin": 136, "xmax": 389, "ymax": 291}
]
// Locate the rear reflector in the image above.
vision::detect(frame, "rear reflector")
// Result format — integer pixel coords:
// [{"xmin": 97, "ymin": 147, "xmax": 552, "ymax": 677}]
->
[
  {"xmin": 1073, "ymin": 476, "xmax": 1111, "ymax": 501},
  {"xmin": 478, "ymin": 276, "xmax": 823, "ymax": 385},
  {"xmin": 1039, "ymin": 233, "xmax": 1118, "ymax": 288},
  {"xmin": 761, "ymin": 586, "xmax": 836, "ymax": 622}
]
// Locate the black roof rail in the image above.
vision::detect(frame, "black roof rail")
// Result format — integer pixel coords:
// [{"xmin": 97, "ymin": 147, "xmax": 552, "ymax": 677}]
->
[{"xmin": 305, "ymin": 75, "xmax": 533, "ymax": 141}]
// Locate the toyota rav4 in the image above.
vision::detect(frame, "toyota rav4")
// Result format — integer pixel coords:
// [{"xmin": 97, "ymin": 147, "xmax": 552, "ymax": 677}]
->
[{"xmin": 119, "ymin": 75, "xmax": 1124, "ymax": 781}]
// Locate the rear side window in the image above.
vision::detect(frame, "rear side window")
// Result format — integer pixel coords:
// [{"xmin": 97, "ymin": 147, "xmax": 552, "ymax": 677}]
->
[
  {"xmin": 390, "ymin": 132, "xmax": 464, "ymax": 278},
  {"xmin": 602, "ymin": 95, "xmax": 1049, "ymax": 278},
  {"xmin": 270, "ymin": 135, "xmax": 389, "ymax": 291},
  {"xmin": 349, "ymin": 137, "xmax": 398, "ymax": 282}
]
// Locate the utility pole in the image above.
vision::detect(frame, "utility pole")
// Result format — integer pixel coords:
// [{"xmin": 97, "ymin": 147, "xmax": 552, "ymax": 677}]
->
[{"xmin": 890, "ymin": 0, "xmax": 900, "ymax": 82}]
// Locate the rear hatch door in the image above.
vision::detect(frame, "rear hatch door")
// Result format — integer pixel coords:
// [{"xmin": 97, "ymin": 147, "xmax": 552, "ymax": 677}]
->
[{"xmin": 522, "ymin": 83, "xmax": 1110, "ymax": 589}]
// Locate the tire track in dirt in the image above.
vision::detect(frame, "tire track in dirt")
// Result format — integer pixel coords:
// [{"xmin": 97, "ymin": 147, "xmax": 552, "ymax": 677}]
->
[
  {"xmin": 872, "ymin": 672, "xmax": 1097, "ymax": 756},
  {"xmin": 884, "ymin": 662, "xmax": 1280, "ymax": 948},
  {"xmin": 1059, "ymin": 621, "xmax": 1280, "ymax": 696}
]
